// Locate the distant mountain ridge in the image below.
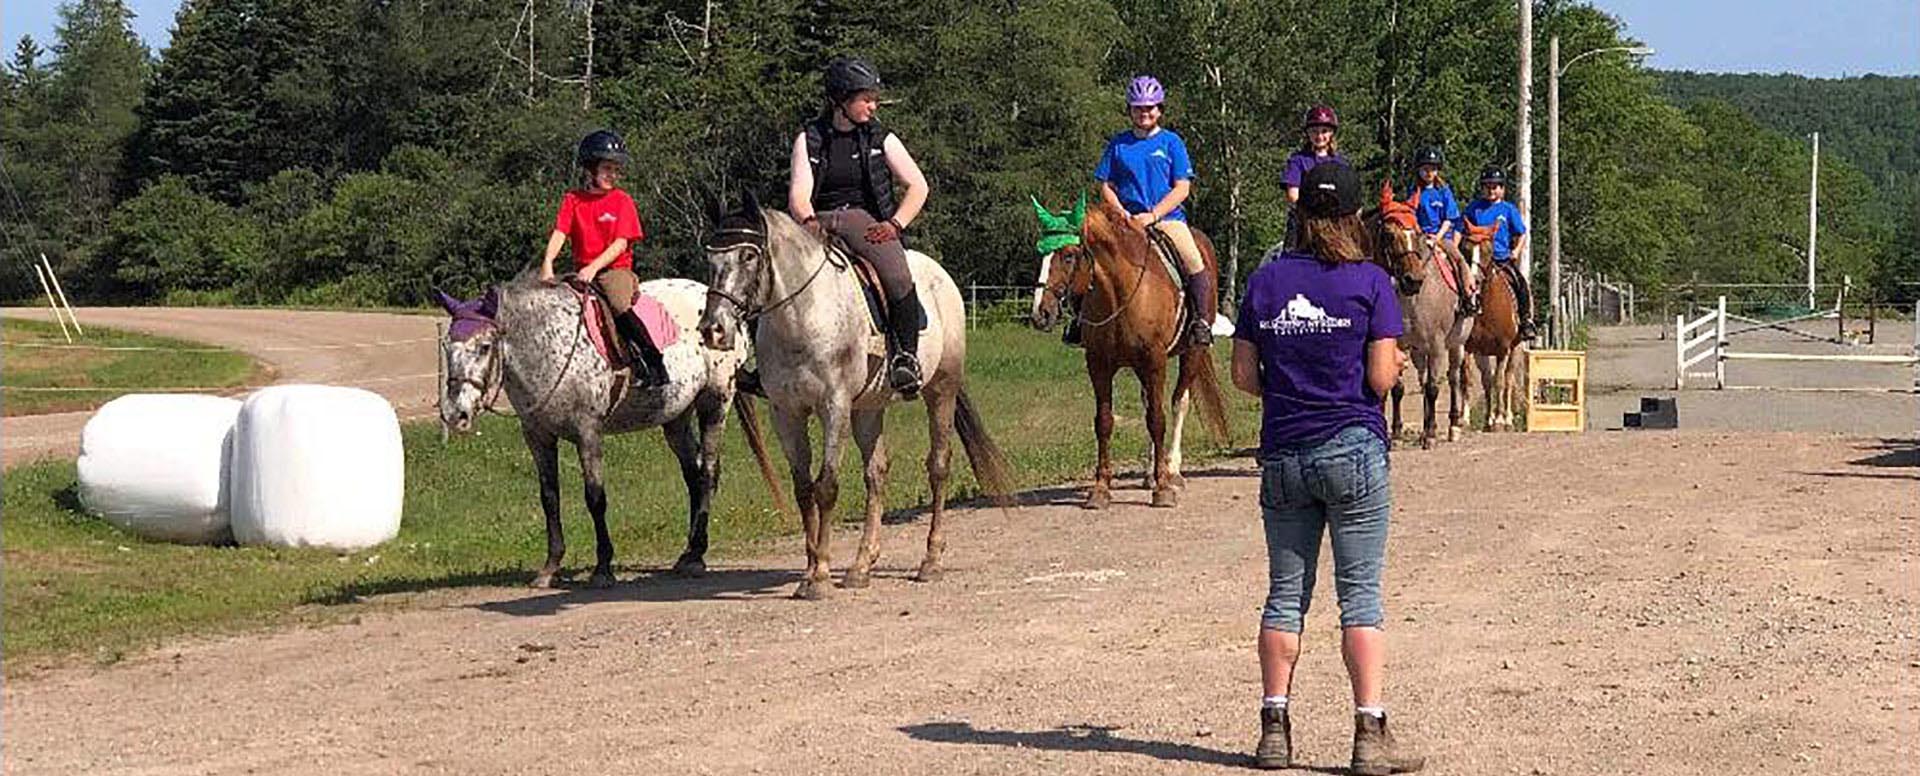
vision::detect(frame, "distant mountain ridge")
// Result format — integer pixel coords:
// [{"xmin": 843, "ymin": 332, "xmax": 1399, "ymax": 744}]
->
[{"xmin": 1656, "ymin": 71, "xmax": 1919, "ymax": 193}]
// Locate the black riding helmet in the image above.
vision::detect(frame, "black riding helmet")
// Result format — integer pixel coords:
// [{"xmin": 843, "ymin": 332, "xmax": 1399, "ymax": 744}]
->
[
  {"xmin": 576, "ymin": 129, "xmax": 630, "ymax": 168},
  {"xmin": 824, "ymin": 57, "xmax": 883, "ymax": 103},
  {"xmin": 1413, "ymin": 147, "xmax": 1444, "ymax": 169},
  {"xmin": 1479, "ymin": 167, "xmax": 1508, "ymax": 186}
]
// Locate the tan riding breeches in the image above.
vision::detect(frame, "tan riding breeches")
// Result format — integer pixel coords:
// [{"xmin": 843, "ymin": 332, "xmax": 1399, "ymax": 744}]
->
[
  {"xmin": 1153, "ymin": 219, "xmax": 1206, "ymax": 275},
  {"xmin": 594, "ymin": 267, "xmax": 640, "ymax": 315}
]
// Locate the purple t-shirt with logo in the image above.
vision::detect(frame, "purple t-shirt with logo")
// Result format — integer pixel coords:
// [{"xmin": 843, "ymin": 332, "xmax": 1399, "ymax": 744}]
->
[
  {"xmin": 1282, "ymin": 151, "xmax": 1348, "ymax": 189},
  {"xmin": 1235, "ymin": 251, "xmax": 1404, "ymax": 453}
]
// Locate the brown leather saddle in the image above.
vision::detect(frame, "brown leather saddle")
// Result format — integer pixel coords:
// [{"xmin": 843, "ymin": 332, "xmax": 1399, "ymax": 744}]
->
[
  {"xmin": 823, "ymin": 234, "xmax": 926, "ymax": 336},
  {"xmin": 567, "ymin": 278, "xmax": 632, "ymax": 371}
]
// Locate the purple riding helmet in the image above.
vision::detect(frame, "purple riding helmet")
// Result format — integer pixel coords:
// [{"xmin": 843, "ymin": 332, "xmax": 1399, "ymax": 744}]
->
[{"xmin": 1126, "ymin": 75, "xmax": 1165, "ymax": 107}]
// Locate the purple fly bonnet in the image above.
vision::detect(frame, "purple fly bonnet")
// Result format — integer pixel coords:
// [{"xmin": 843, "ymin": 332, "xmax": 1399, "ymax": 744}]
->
[{"xmin": 432, "ymin": 288, "xmax": 499, "ymax": 342}]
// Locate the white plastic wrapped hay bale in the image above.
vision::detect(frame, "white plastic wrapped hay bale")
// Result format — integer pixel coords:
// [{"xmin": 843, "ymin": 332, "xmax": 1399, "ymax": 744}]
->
[
  {"xmin": 228, "ymin": 385, "xmax": 404, "ymax": 550},
  {"xmin": 77, "ymin": 394, "xmax": 243, "ymax": 545}
]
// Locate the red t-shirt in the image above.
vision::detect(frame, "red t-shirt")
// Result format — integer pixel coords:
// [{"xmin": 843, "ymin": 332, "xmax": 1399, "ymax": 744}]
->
[{"xmin": 554, "ymin": 188, "xmax": 644, "ymax": 271}]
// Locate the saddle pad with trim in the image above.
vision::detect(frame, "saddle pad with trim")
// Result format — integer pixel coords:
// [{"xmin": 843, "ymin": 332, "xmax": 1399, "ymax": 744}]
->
[{"xmin": 578, "ymin": 286, "xmax": 679, "ymax": 369}]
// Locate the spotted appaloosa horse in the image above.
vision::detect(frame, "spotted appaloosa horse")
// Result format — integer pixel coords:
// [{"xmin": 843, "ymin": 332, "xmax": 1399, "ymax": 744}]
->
[
  {"xmin": 1460, "ymin": 224, "xmax": 1525, "ymax": 430},
  {"xmin": 435, "ymin": 276, "xmax": 781, "ymax": 588},
  {"xmin": 1030, "ymin": 196, "xmax": 1230, "ymax": 509},
  {"xmin": 697, "ymin": 193, "xmax": 1014, "ymax": 600}
]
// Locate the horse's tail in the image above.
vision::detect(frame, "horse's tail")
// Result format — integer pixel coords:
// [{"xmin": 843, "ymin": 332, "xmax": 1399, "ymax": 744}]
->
[
  {"xmin": 1187, "ymin": 345, "xmax": 1234, "ymax": 444},
  {"xmin": 953, "ymin": 389, "xmax": 1017, "ymax": 510},
  {"xmin": 732, "ymin": 393, "xmax": 793, "ymax": 521}
]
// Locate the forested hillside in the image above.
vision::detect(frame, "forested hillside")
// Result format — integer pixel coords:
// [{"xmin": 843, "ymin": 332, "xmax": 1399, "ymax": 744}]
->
[
  {"xmin": 1, "ymin": 0, "xmax": 1910, "ymax": 308},
  {"xmin": 1660, "ymin": 71, "xmax": 1917, "ymax": 291}
]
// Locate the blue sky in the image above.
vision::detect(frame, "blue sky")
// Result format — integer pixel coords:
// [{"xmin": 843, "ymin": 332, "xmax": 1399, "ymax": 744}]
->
[{"xmin": 2, "ymin": 0, "xmax": 1916, "ymax": 77}]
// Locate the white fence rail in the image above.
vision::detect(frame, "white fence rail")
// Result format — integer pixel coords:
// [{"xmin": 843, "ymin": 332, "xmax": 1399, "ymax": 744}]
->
[{"xmin": 1674, "ymin": 295, "xmax": 1919, "ymax": 391}]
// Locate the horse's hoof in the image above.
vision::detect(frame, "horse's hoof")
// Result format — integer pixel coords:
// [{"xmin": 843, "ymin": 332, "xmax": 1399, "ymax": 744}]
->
[
  {"xmin": 1151, "ymin": 488, "xmax": 1178, "ymax": 508},
  {"xmin": 913, "ymin": 563, "xmax": 943, "ymax": 583},
  {"xmin": 1083, "ymin": 489, "xmax": 1111, "ymax": 510},
  {"xmin": 1420, "ymin": 436, "xmax": 1434, "ymax": 451},
  {"xmin": 793, "ymin": 579, "xmax": 833, "ymax": 601},
  {"xmin": 672, "ymin": 557, "xmax": 708, "ymax": 578},
  {"xmin": 589, "ymin": 570, "xmax": 616, "ymax": 589},
  {"xmin": 1447, "ymin": 426, "xmax": 1462, "ymax": 443},
  {"xmin": 841, "ymin": 570, "xmax": 872, "ymax": 589},
  {"xmin": 1169, "ymin": 473, "xmax": 1187, "ymax": 490},
  {"xmin": 529, "ymin": 573, "xmax": 556, "ymax": 590}
]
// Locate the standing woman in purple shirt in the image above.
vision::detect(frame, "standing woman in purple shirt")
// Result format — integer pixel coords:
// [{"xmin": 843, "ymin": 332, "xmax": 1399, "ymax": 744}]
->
[
  {"xmin": 1280, "ymin": 105, "xmax": 1347, "ymax": 249},
  {"xmin": 1232, "ymin": 160, "xmax": 1425, "ymax": 774}
]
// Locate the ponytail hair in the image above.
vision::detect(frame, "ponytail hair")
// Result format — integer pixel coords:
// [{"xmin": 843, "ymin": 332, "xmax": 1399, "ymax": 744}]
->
[{"xmin": 1301, "ymin": 213, "xmax": 1370, "ymax": 264}]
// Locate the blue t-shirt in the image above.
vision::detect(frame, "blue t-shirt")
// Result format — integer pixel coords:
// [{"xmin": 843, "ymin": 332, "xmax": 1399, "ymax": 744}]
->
[
  {"xmin": 1409, "ymin": 183, "xmax": 1461, "ymax": 236},
  {"xmin": 1235, "ymin": 252, "xmax": 1404, "ymax": 453},
  {"xmin": 1463, "ymin": 199, "xmax": 1527, "ymax": 260},
  {"xmin": 1094, "ymin": 129, "xmax": 1193, "ymax": 222},
  {"xmin": 1283, "ymin": 151, "xmax": 1347, "ymax": 189}
]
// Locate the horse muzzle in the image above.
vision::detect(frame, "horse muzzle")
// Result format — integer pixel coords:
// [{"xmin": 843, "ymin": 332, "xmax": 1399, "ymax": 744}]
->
[{"xmin": 699, "ymin": 320, "xmax": 736, "ymax": 351}]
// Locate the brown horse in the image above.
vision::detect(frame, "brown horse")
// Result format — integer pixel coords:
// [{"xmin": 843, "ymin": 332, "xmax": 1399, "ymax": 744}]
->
[
  {"xmin": 1371, "ymin": 188, "xmax": 1475, "ymax": 449},
  {"xmin": 1460, "ymin": 222, "xmax": 1524, "ymax": 430},
  {"xmin": 1031, "ymin": 199, "xmax": 1230, "ymax": 509}
]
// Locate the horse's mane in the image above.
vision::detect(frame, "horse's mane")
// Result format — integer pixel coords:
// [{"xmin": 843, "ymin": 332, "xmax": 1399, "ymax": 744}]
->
[
  {"xmin": 1080, "ymin": 200, "xmax": 1152, "ymax": 269},
  {"xmin": 758, "ymin": 207, "xmax": 832, "ymax": 260}
]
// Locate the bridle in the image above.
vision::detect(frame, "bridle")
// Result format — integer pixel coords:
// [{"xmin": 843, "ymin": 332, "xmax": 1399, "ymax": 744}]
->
[
  {"xmin": 702, "ymin": 224, "xmax": 836, "ymax": 323},
  {"xmin": 444, "ymin": 290, "xmax": 590, "ymax": 422},
  {"xmin": 1034, "ymin": 241, "xmax": 1150, "ymax": 330}
]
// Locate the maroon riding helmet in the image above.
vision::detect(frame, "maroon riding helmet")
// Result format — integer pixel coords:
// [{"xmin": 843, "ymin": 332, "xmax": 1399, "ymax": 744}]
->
[{"xmin": 1302, "ymin": 105, "xmax": 1339, "ymax": 130}]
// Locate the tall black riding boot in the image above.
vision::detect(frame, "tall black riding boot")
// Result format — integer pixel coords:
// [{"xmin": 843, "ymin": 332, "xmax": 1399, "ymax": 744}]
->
[
  {"xmin": 615, "ymin": 311, "xmax": 669, "ymax": 387},
  {"xmin": 1183, "ymin": 269, "xmax": 1217, "ymax": 347},
  {"xmin": 1505, "ymin": 264, "xmax": 1538, "ymax": 341},
  {"xmin": 886, "ymin": 292, "xmax": 925, "ymax": 398}
]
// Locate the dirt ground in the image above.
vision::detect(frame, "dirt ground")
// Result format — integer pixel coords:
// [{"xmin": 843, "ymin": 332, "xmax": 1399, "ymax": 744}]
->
[
  {"xmin": 5, "ymin": 428, "xmax": 1914, "ymax": 775},
  {"xmin": 1, "ymin": 307, "xmax": 440, "ymax": 468}
]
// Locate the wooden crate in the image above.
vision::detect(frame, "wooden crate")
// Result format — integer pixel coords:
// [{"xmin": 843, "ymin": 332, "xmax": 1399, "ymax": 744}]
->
[{"xmin": 1526, "ymin": 349, "xmax": 1586, "ymax": 432}]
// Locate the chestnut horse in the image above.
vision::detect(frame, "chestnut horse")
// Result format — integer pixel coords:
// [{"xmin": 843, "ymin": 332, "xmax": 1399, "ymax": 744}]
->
[
  {"xmin": 1460, "ymin": 222, "xmax": 1524, "ymax": 430},
  {"xmin": 1031, "ymin": 197, "xmax": 1230, "ymax": 509}
]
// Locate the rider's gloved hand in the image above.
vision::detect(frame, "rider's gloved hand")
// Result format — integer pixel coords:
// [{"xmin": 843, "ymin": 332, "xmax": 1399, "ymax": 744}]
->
[{"xmin": 864, "ymin": 218, "xmax": 902, "ymax": 244}]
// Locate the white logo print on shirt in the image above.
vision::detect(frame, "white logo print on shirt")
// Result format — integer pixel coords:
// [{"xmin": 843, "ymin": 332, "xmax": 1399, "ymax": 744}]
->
[
  {"xmin": 1259, "ymin": 293, "xmax": 1354, "ymax": 335},
  {"xmin": 598, "ymin": 213, "xmax": 617, "ymax": 224},
  {"xmin": 1150, "ymin": 149, "xmax": 1169, "ymax": 160}
]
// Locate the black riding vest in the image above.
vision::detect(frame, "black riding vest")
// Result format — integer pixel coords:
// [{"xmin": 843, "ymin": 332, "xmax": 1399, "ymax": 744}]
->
[{"xmin": 805, "ymin": 117, "xmax": 898, "ymax": 221}]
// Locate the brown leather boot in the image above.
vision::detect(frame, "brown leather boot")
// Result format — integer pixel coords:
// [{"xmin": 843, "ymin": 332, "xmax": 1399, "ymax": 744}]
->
[
  {"xmin": 1351, "ymin": 712, "xmax": 1425, "ymax": 775},
  {"xmin": 1253, "ymin": 706, "xmax": 1291, "ymax": 769}
]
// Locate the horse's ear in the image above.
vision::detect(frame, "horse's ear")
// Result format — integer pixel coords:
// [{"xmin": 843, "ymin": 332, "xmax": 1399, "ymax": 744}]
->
[
  {"xmin": 1071, "ymin": 191, "xmax": 1088, "ymax": 229},
  {"xmin": 741, "ymin": 187, "xmax": 761, "ymax": 216},
  {"xmin": 430, "ymin": 287, "xmax": 462, "ymax": 315},
  {"xmin": 1379, "ymin": 181, "xmax": 1396, "ymax": 208},
  {"xmin": 1030, "ymin": 195, "xmax": 1051, "ymax": 224},
  {"xmin": 478, "ymin": 287, "xmax": 499, "ymax": 319}
]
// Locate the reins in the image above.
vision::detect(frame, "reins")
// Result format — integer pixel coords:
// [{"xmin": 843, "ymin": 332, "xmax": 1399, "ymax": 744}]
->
[
  {"xmin": 455, "ymin": 287, "xmax": 591, "ymax": 421},
  {"xmin": 703, "ymin": 225, "xmax": 836, "ymax": 323}
]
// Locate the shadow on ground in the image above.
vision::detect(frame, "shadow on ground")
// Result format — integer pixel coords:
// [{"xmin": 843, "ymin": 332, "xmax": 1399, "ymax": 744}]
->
[{"xmin": 898, "ymin": 721, "xmax": 1261, "ymax": 768}]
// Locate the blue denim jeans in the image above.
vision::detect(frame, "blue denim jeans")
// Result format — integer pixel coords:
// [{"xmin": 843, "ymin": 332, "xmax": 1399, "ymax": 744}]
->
[{"xmin": 1259, "ymin": 425, "xmax": 1392, "ymax": 632}]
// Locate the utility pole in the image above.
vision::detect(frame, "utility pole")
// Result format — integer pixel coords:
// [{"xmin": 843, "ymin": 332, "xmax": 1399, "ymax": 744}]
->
[
  {"xmin": 1516, "ymin": 0, "xmax": 1533, "ymax": 286},
  {"xmin": 1548, "ymin": 35, "xmax": 1561, "ymax": 349},
  {"xmin": 1807, "ymin": 131, "xmax": 1819, "ymax": 310}
]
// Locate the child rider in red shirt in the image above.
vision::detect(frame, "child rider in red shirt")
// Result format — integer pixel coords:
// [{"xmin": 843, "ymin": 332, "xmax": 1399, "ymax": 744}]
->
[{"xmin": 540, "ymin": 129, "xmax": 668, "ymax": 386}]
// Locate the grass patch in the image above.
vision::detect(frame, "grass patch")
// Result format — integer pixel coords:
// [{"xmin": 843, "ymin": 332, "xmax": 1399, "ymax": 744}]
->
[
  {"xmin": 1, "ymin": 325, "xmax": 1261, "ymax": 672},
  {"xmin": 1, "ymin": 319, "xmax": 265, "ymax": 416}
]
